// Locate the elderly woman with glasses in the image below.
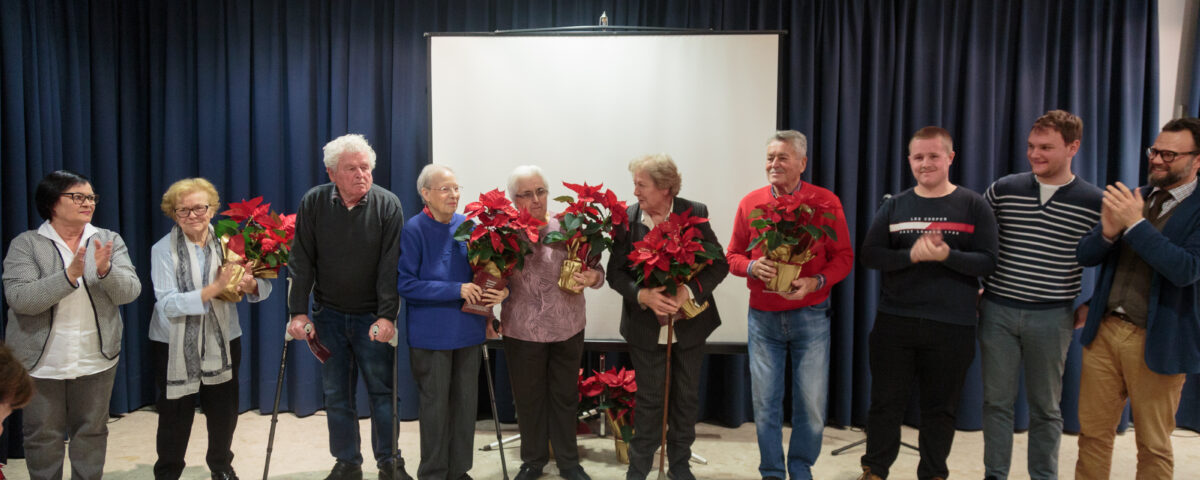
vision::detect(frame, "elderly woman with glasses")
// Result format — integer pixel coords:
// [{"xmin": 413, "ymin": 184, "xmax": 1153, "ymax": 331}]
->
[
  {"xmin": 498, "ymin": 165, "xmax": 602, "ymax": 480},
  {"xmin": 397, "ymin": 164, "xmax": 506, "ymax": 479},
  {"xmin": 3, "ymin": 170, "xmax": 142, "ymax": 480},
  {"xmin": 148, "ymin": 178, "xmax": 272, "ymax": 480}
]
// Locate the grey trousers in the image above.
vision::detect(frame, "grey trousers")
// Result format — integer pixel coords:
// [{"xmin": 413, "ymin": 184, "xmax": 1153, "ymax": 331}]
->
[
  {"xmin": 24, "ymin": 365, "xmax": 118, "ymax": 480},
  {"xmin": 410, "ymin": 345, "xmax": 481, "ymax": 480}
]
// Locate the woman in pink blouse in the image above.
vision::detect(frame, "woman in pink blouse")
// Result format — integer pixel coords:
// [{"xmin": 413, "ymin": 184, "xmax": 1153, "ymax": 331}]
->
[{"xmin": 500, "ymin": 165, "xmax": 604, "ymax": 480}]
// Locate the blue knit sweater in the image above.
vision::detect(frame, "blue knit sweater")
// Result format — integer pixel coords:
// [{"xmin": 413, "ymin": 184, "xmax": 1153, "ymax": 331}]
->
[{"xmin": 396, "ymin": 211, "xmax": 484, "ymax": 350}]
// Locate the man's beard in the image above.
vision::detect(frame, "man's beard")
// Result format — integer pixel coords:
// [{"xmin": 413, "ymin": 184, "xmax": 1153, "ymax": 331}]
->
[{"xmin": 1148, "ymin": 159, "xmax": 1192, "ymax": 188}]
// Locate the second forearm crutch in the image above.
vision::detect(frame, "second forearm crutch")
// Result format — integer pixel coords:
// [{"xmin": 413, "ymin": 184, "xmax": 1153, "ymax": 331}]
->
[
  {"xmin": 264, "ymin": 322, "xmax": 310, "ymax": 480},
  {"xmin": 372, "ymin": 324, "xmax": 402, "ymax": 480},
  {"xmin": 658, "ymin": 315, "xmax": 675, "ymax": 480},
  {"xmin": 481, "ymin": 340, "xmax": 510, "ymax": 480}
]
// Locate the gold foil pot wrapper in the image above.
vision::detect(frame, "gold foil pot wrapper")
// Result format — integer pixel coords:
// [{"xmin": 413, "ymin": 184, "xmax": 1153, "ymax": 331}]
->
[
  {"xmin": 215, "ymin": 235, "xmax": 246, "ymax": 303},
  {"xmin": 215, "ymin": 263, "xmax": 247, "ymax": 303},
  {"xmin": 246, "ymin": 259, "xmax": 278, "ymax": 279},
  {"xmin": 763, "ymin": 245, "xmax": 816, "ymax": 294},
  {"xmin": 557, "ymin": 258, "xmax": 584, "ymax": 294},
  {"xmin": 679, "ymin": 297, "xmax": 709, "ymax": 319}
]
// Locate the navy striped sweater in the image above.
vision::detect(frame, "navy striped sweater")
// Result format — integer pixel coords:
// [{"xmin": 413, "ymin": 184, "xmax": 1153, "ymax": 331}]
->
[{"xmin": 983, "ymin": 173, "xmax": 1102, "ymax": 308}]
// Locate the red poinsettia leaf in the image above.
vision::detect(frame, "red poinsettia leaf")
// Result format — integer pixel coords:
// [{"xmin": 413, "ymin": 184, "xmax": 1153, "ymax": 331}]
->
[
  {"xmin": 226, "ymin": 233, "xmax": 246, "ymax": 257},
  {"xmin": 220, "ymin": 197, "xmax": 264, "ymax": 223}
]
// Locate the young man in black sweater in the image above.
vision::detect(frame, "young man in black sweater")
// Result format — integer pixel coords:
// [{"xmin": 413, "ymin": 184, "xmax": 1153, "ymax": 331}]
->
[{"xmin": 859, "ymin": 126, "xmax": 998, "ymax": 480}]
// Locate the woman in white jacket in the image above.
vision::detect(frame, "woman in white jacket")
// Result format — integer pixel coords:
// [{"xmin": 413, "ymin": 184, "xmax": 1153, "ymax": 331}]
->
[{"xmin": 148, "ymin": 178, "xmax": 271, "ymax": 480}]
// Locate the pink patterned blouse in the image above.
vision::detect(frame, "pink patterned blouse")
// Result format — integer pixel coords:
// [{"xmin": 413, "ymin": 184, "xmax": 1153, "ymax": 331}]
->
[{"xmin": 500, "ymin": 215, "xmax": 604, "ymax": 343}]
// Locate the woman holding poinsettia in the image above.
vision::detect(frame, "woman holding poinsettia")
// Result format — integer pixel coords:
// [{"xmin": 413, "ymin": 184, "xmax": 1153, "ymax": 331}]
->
[
  {"xmin": 396, "ymin": 165, "xmax": 506, "ymax": 480},
  {"xmin": 605, "ymin": 154, "xmax": 728, "ymax": 480},
  {"xmin": 499, "ymin": 166, "xmax": 607, "ymax": 480},
  {"xmin": 149, "ymin": 178, "xmax": 273, "ymax": 480}
]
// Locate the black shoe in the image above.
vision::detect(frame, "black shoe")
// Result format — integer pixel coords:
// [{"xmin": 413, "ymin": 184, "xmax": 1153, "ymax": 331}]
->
[
  {"xmin": 559, "ymin": 465, "xmax": 591, "ymax": 480},
  {"xmin": 211, "ymin": 470, "xmax": 239, "ymax": 480},
  {"xmin": 763, "ymin": 477, "xmax": 785, "ymax": 480},
  {"xmin": 324, "ymin": 461, "xmax": 363, "ymax": 480},
  {"xmin": 667, "ymin": 468, "xmax": 695, "ymax": 480},
  {"xmin": 515, "ymin": 464, "xmax": 544, "ymax": 480},
  {"xmin": 377, "ymin": 458, "xmax": 414, "ymax": 480}
]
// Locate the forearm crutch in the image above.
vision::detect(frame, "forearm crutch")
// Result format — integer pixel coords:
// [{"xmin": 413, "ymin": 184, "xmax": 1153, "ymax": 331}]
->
[
  {"xmin": 264, "ymin": 323, "xmax": 310, "ymax": 480},
  {"xmin": 481, "ymin": 334, "xmax": 511, "ymax": 480}
]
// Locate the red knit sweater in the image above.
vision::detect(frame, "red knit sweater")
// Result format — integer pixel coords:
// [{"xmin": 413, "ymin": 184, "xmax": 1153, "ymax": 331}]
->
[{"xmin": 726, "ymin": 183, "xmax": 854, "ymax": 311}]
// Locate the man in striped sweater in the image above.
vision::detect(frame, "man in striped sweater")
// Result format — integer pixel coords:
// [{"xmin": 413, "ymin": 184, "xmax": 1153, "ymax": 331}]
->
[{"xmin": 979, "ymin": 110, "xmax": 1102, "ymax": 480}]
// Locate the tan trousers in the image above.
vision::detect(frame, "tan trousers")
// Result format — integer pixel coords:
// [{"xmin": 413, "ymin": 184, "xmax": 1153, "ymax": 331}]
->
[{"xmin": 1076, "ymin": 316, "xmax": 1187, "ymax": 479}]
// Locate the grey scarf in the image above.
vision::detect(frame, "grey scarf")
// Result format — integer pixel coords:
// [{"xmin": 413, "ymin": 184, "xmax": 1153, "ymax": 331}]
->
[{"xmin": 166, "ymin": 225, "xmax": 233, "ymax": 399}]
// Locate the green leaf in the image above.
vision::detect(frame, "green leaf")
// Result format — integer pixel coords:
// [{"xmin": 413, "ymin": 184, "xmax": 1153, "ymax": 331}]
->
[
  {"xmin": 543, "ymin": 231, "xmax": 567, "ymax": 244},
  {"xmin": 563, "ymin": 214, "xmax": 583, "ymax": 232},
  {"xmin": 553, "ymin": 195, "xmax": 575, "ymax": 204},
  {"xmin": 821, "ymin": 225, "xmax": 837, "ymax": 240}
]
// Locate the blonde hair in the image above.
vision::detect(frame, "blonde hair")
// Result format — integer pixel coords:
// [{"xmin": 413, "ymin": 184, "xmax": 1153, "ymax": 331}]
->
[
  {"xmin": 628, "ymin": 154, "xmax": 681, "ymax": 197},
  {"xmin": 160, "ymin": 178, "xmax": 220, "ymax": 218}
]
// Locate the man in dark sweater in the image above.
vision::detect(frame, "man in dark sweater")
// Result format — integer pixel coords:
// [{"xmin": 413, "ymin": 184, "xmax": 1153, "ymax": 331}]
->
[
  {"xmin": 859, "ymin": 127, "xmax": 998, "ymax": 480},
  {"xmin": 1075, "ymin": 117, "xmax": 1200, "ymax": 479},
  {"xmin": 978, "ymin": 110, "xmax": 1102, "ymax": 480},
  {"xmin": 286, "ymin": 134, "xmax": 410, "ymax": 480}
]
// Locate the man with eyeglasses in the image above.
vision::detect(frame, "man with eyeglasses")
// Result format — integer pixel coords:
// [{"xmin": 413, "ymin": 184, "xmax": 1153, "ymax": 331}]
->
[
  {"xmin": 1075, "ymin": 117, "xmax": 1200, "ymax": 479},
  {"xmin": 287, "ymin": 134, "xmax": 411, "ymax": 480}
]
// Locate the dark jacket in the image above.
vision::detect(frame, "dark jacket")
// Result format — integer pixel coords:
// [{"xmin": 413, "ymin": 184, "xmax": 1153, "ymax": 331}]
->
[{"xmin": 606, "ymin": 197, "xmax": 729, "ymax": 350}]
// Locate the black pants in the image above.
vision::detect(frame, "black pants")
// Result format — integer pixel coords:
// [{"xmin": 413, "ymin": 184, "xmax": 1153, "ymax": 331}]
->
[
  {"xmin": 626, "ymin": 341, "xmax": 704, "ymax": 480},
  {"xmin": 152, "ymin": 338, "xmax": 241, "ymax": 479},
  {"xmin": 861, "ymin": 313, "xmax": 975, "ymax": 480},
  {"xmin": 503, "ymin": 331, "xmax": 586, "ymax": 470}
]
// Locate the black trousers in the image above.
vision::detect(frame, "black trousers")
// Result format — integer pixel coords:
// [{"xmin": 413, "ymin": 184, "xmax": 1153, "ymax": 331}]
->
[
  {"xmin": 626, "ymin": 341, "xmax": 704, "ymax": 479},
  {"xmin": 152, "ymin": 338, "xmax": 241, "ymax": 479},
  {"xmin": 861, "ymin": 312, "xmax": 975, "ymax": 480},
  {"xmin": 502, "ymin": 330, "xmax": 586, "ymax": 470}
]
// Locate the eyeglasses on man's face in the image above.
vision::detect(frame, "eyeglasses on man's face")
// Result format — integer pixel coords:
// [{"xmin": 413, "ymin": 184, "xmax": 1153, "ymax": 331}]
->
[
  {"xmin": 61, "ymin": 193, "xmax": 99, "ymax": 205},
  {"xmin": 513, "ymin": 188, "xmax": 549, "ymax": 200},
  {"xmin": 1146, "ymin": 147, "xmax": 1200, "ymax": 164},
  {"xmin": 175, "ymin": 205, "xmax": 210, "ymax": 218}
]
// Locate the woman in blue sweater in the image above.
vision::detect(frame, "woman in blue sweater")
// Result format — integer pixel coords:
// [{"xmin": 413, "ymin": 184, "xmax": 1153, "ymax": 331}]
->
[{"xmin": 397, "ymin": 164, "xmax": 506, "ymax": 479}]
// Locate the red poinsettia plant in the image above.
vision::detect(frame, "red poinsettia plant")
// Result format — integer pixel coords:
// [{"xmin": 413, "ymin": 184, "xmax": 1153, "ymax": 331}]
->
[
  {"xmin": 627, "ymin": 208, "xmax": 723, "ymax": 297},
  {"xmin": 746, "ymin": 192, "xmax": 838, "ymax": 292},
  {"xmin": 578, "ymin": 367, "xmax": 637, "ymax": 442},
  {"xmin": 452, "ymin": 188, "xmax": 546, "ymax": 278},
  {"xmin": 213, "ymin": 197, "xmax": 297, "ymax": 278},
  {"xmin": 542, "ymin": 181, "xmax": 629, "ymax": 269}
]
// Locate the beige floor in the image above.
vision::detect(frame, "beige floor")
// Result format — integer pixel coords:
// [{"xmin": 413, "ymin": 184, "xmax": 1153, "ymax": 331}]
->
[{"xmin": 4, "ymin": 409, "xmax": 1199, "ymax": 479}]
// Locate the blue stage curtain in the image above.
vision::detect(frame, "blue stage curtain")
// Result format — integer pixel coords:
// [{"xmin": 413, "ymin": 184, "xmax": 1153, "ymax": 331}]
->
[{"xmin": 0, "ymin": 0, "xmax": 1180, "ymax": 464}]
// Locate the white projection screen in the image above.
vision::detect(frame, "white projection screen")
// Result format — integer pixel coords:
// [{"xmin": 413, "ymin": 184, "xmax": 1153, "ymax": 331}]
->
[{"xmin": 429, "ymin": 32, "xmax": 780, "ymax": 345}]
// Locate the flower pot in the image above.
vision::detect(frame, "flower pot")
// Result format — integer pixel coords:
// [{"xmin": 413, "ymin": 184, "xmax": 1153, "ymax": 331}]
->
[
  {"xmin": 557, "ymin": 258, "xmax": 584, "ymax": 294},
  {"xmin": 461, "ymin": 268, "xmax": 507, "ymax": 317},
  {"xmin": 764, "ymin": 246, "xmax": 815, "ymax": 294},
  {"xmin": 679, "ymin": 298, "xmax": 709, "ymax": 319},
  {"xmin": 215, "ymin": 263, "xmax": 246, "ymax": 303},
  {"xmin": 613, "ymin": 437, "xmax": 630, "ymax": 464}
]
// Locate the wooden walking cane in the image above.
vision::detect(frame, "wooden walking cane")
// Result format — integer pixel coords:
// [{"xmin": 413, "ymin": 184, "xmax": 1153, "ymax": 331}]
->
[{"xmin": 658, "ymin": 313, "xmax": 675, "ymax": 480}]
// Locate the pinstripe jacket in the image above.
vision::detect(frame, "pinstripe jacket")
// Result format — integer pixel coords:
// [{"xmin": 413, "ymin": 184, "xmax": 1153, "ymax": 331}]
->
[{"xmin": 3, "ymin": 227, "xmax": 142, "ymax": 370}]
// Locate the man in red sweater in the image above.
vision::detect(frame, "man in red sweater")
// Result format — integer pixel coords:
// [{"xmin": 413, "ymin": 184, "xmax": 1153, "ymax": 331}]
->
[{"xmin": 726, "ymin": 130, "xmax": 854, "ymax": 480}]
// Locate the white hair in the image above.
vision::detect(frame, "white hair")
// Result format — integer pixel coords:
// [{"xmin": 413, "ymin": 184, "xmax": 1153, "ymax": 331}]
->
[
  {"xmin": 506, "ymin": 165, "xmax": 547, "ymax": 200},
  {"xmin": 416, "ymin": 164, "xmax": 455, "ymax": 204},
  {"xmin": 769, "ymin": 130, "xmax": 808, "ymax": 157},
  {"xmin": 322, "ymin": 133, "xmax": 377, "ymax": 170}
]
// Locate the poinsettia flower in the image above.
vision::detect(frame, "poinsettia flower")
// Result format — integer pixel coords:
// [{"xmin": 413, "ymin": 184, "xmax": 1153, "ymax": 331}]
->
[
  {"xmin": 226, "ymin": 233, "xmax": 246, "ymax": 258},
  {"xmin": 564, "ymin": 181, "xmax": 603, "ymax": 204},
  {"xmin": 221, "ymin": 197, "xmax": 265, "ymax": 223},
  {"xmin": 257, "ymin": 211, "xmax": 282, "ymax": 231},
  {"xmin": 515, "ymin": 210, "xmax": 545, "ymax": 242},
  {"xmin": 279, "ymin": 213, "xmax": 297, "ymax": 237}
]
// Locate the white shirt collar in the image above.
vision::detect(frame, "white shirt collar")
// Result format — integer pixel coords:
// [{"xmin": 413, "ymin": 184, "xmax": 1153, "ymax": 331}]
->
[{"xmin": 37, "ymin": 220, "xmax": 100, "ymax": 249}]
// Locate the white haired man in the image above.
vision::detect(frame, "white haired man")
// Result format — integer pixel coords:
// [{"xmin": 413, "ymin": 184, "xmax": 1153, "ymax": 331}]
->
[{"xmin": 287, "ymin": 134, "xmax": 410, "ymax": 480}]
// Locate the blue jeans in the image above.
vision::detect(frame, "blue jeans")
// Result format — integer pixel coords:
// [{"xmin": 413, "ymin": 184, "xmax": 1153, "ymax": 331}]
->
[
  {"xmin": 979, "ymin": 299, "xmax": 1073, "ymax": 480},
  {"xmin": 747, "ymin": 301, "xmax": 831, "ymax": 480},
  {"xmin": 312, "ymin": 303, "xmax": 398, "ymax": 466}
]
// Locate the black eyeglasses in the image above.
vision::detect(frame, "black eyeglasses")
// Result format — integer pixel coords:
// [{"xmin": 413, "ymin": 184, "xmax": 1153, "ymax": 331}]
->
[
  {"xmin": 513, "ymin": 188, "xmax": 549, "ymax": 200},
  {"xmin": 175, "ymin": 205, "xmax": 211, "ymax": 217},
  {"xmin": 61, "ymin": 193, "xmax": 99, "ymax": 205},
  {"xmin": 1146, "ymin": 147, "xmax": 1200, "ymax": 163}
]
